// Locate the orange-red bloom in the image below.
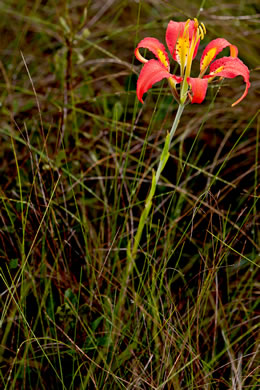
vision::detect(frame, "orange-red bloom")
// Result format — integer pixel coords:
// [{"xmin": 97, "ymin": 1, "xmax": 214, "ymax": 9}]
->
[{"xmin": 135, "ymin": 19, "xmax": 250, "ymax": 106}]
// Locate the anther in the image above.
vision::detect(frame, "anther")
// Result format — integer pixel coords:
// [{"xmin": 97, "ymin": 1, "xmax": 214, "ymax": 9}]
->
[
  {"xmin": 184, "ymin": 19, "xmax": 190, "ymax": 33},
  {"xmin": 199, "ymin": 25, "xmax": 204, "ymax": 40},
  {"xmin": 201, "ymin": 22, "xmax": 206, "ymax": 35}
]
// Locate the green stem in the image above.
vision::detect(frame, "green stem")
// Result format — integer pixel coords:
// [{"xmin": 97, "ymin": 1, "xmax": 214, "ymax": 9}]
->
[
  {"xmin": 128, "ymin": 104, "xmax": 184, "ymax": 277},
  {"xmin": 168, "ymin": 104, "xmax": 185, "ymax": 150},
  {"xmin": 115, "ymin": 104, "xmax": 185, "ymax": 319},
  {"xmin": 132, "ymin": 103, "xmax": 185, "ymax": 259},
  {"xmin": 119, "ymin": 104, "xmax": 184, "ymax": 288}
]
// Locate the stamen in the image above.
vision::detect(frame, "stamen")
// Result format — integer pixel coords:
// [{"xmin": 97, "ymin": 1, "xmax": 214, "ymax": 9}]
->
[
  {"xmin": 201, "ymin": 22, "xmax": 206, "ymax": 35},
  {"xmin": 194, "ymin": 18, "xmax": 199, "ymax": 29},
  {"xmin": 199, "ymin": 25, "xmax": 204, "ymax": 40},
  {"xmin": 184, "ymin": 19, "xmax": 190, "ymax": 34}
]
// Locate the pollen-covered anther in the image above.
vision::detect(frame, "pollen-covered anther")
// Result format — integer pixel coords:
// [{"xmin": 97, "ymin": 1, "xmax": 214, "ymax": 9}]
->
[
  {"xmin": 199, "ymin": 25, "xmax": 205, "ymax": 40},
  {"xmin": 201, "ymin": 22, "xmax": 206, "ymax": 35},
  {"xmin": 184, "ymin": 19, "xmax": 190, "ymax": 34},
  {"xmin": 194, "ymin": 18, "xmax": 199, "ymax": 29}
]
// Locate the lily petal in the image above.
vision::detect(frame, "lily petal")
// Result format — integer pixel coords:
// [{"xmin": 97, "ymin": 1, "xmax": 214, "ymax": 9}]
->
[
  {"xmin": 205, "ymin": 57, "xmax": 250, "ymax": 106},
  {"xmin": 135, "ymin": 37, "xmax": 170, "ymax": 70},
  {"xmin": 200, "ymin": 38, "xmax": 238, "ymax": 74},
  {"xmin": 187, "ymin": 77, "xmax": 208, "ymax": 103},
  {"xmin": 136, "ymin": 59, "xmax": 181, "ymax": 103},
  {"xmin": 166, "ymin": 20, "xmax": 200, "ymax": 64}
]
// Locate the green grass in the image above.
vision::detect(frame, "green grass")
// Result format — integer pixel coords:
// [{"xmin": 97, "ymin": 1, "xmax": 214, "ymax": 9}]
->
[{"xmin": 0, "ymin": 0, "xmax": 259, "ymax": 389}]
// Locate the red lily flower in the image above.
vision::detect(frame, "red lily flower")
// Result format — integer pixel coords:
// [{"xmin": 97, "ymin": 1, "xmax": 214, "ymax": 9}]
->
[{"xmin": 135, "ymin": 19, "xmax": 250, "ymax": 106}]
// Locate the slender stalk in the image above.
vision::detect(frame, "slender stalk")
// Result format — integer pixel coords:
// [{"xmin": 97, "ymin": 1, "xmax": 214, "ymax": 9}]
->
[
  {"xmin": 168, "ymin": 104, "xmax": 185, "ymax": 146},
  {"xmin": 132, "ymin": 103, "xmax": 185, "ymax": 260},
  {"xmin": 115, "ymin": 104, "xmax": 185, "ymax": 317}
]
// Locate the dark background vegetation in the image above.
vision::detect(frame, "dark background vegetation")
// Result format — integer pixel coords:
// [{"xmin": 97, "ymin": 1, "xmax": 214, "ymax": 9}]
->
[{"xmin": 0, "ymin": 0, "xmax": 259, "ymax": 389}]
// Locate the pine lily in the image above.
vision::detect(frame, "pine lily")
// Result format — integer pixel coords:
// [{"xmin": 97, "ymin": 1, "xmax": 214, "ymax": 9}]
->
[
  {"xmin": 135, "ymin": 19, "xmax": 250, "ymax": 106},
  {"xmin": 124, "ymin": 18, "xmax": 251, "ymax": 283}
]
